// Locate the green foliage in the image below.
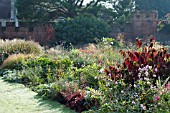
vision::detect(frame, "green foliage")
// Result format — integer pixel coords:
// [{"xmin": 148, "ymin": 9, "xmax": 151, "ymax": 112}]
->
[
  {"xmin": 2, "ymin": 70, "xmax": 22, "ymax": 83},
  {"xmin": 55, "ymin": 14, "xmax": 111, "ymax": 45},
  {"xmin": 12, "ymin": 56, "xmax": 73, "ymax": 85},
  {"xmin": 24, "ymin": 57, "xmax": 54, "ymax": 68},
  {"xmin": 158, "ymin": 22, "xmax": 170, "ymax": 34},
  {"xmin": 15, "ymin": 0, "xmax": 110, "ymax": 22},
  {"xmin": 135, "ymin": 0, "xmax": 170, "ymax": 18},
  {"xmin": 99, "ymin": 37, "xmax": 121, "ymax": 47},
  {"xmin": 112, "ymin": 0, "xmax": 135, "ymax": 24},
  {"xmin": 74, "ymin": 64, "xmax": 100, "ymax": 89}
]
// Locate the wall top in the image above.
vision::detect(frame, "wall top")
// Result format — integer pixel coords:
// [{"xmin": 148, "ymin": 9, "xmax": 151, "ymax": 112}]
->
[{"xmin": 132, "ymin": 10, "xmax": 158, "ymax": 21}]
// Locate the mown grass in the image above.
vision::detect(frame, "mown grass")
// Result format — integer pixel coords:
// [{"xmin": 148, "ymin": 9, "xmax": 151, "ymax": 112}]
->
[{"xmin": 0, "ymin": 77, "xmax": 75, "ymax": 113}]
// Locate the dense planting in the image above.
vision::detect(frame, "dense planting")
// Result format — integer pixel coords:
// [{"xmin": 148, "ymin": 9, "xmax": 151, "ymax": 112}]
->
[{"xmin": 0, "ymin": 37, "xmax": 169, "ymax": 113}]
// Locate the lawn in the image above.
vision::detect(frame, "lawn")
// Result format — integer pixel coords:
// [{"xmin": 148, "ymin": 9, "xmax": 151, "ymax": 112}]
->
[{"xmin": 0, "ymin": 77, "xmax": 75, "ymax": 113}]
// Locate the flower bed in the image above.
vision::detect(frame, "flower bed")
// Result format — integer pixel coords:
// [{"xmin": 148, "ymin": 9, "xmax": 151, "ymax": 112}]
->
[{"xmin": 0, "ymin": 37, "xmax": 170, "ymax": 113}]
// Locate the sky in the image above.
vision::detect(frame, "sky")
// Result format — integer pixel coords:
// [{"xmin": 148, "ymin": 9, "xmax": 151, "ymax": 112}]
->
[
  {"xmin": 83, "ymin": 0, "xmax": 112, "ymax": 7},
  {"xmin": 83, "ymin": 0, "xmax": 92, "ymax": 4}
]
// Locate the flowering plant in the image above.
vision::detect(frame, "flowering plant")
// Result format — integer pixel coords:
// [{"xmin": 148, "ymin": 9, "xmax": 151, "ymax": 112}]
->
[{"xmin": 104, "ymin": 36, "xmax": 170, "ymax": 85}]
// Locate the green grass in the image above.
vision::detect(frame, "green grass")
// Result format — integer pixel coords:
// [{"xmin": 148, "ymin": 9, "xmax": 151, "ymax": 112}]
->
[{"xmin": 0, "ymin": 77, "xmax": 75, "ymax": 113}]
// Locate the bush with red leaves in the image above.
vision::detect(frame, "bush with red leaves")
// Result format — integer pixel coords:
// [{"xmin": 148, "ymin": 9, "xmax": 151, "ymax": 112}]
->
[
  {"xmin": 104, "ymin": 36, "xmax": 170, "ymax": 85},
  {"xmin": 65, "ymin": 92, "xmax": 86, "ymax": 113}
]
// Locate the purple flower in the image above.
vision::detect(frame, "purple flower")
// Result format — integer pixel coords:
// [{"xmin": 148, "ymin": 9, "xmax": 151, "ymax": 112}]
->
[
  {"xmin": 132, "ymin": 101, "xmax": 135, "ymax": 104},
  {"xmin": 153, "ymin": 95, "xmax": 160, "ymax": 103},
  {"xmin": 108, "ymin": 73, "xmax": 111, "ymax": 76},
  {"xmin": 140, "ymin": 104, "xmax": 144, "ymax": 108},
  {"xmin": 98, "ymin": 69, "xmax": 104, "ymax": 73},
  {"xmin": 154, "ymin": 68, "xmax": 158, "ymax": 72},
  {"xmin": 149, "ymin": 108, "xmax": 152, "ymax": 111}
]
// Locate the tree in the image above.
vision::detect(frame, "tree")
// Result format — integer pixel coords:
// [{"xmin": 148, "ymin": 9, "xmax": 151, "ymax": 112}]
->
[
  {"xmin": 55, "ymin": 14, "xmax": 111, "ymax": 45},
  {"xmin": 15, "ymin": 0, "xmax": 109, "ymax": 22},
  {"xmin": 135, "ymin": 0, "xmax": 170, "ymax": 18},
  {"xmin": 111, "ymin": 0, "xmax": 135, "ymax": 24}
]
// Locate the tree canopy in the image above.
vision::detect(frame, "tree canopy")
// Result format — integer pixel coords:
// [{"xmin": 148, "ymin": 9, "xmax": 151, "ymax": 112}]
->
[
  {"xmin": 15, "ymin": 0, "xmax": 135, "ymax": 24},
  {"xmin": 15, "ymin": 0, "xmax": 110, "ymax": 22},
  {"xmin": 55, "ymin": 14, "xmax": 111, "ymax": 45},
  {"xmin": 135, "ymin": 0, "xmax": 170, "ymax": 18},
  {"xmin": 111, "ymin": 0, "xmax": 135, "ymax": 24}
]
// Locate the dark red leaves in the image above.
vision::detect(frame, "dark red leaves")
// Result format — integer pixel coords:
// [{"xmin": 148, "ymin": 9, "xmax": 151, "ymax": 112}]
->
[
  {"xmin": 66, "ymin": 92, "xmax": 86, "ymax": 112},
  {"xmin": 150, "ymin": 35, "xmax": 155, "ymax": 43},
  {"xmin": 104, "ymin": 36, "xmax": 170, "ymax": 84},
  {"xmin": 136, "ymin": 38, "xmax": 142, "ymax": 48},
  {"xmin": 119, "ymin": 50, "xmax": 126, "ymax": 58}
]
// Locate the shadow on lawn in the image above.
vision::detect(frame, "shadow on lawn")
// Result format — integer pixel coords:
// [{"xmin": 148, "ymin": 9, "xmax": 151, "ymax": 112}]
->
[{"xmin": 34, "ymin": 96, "xmax": 76, "ymax": 113}]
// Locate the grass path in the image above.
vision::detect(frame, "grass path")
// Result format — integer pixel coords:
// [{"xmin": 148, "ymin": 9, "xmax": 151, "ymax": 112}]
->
[{"xmin": 0, "ymin": 77, "xmax": 75, "ymax": 113}]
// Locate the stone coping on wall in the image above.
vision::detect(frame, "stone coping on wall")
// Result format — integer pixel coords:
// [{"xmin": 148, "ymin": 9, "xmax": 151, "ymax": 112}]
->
[{"xmin": 0, "ymin": 21, "xmax": 55, "ymax": 27}]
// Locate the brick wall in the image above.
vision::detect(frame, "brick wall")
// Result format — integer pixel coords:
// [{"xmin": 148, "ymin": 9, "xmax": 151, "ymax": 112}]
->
[
  {"xmin": 132, "ymin": 10, "xmax": 158, "ymax": 37},
  {"xmin": 0, "ymin": 22, "xmax": 55, "ymax": 46},
  {"xmin": 111, "ymin": 10, "xmax": 159, "ymax": 40}
]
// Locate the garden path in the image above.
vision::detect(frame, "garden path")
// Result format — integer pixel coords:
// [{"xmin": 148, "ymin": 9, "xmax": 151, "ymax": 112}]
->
[{"xmin": 0, "ymin": 77, "xmax": 75, "ymax": 113}]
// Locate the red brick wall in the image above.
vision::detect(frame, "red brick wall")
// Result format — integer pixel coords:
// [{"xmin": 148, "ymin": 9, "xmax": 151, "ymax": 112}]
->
[{"xmin": 0, "ymin": 22, "xmax": 55, "ymax": 46}]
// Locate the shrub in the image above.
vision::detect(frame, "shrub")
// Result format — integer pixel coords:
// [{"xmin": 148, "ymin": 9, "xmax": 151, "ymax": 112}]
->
[
  {"xmin": 158, "ymin": 22, "xmax": 170, "ymax": 34},
  {"xmin": 0, "ymin": 39, "xmax": 43, "ymax": 54},
  {"xmin": 0, "ymin": 39, "xmax": 44, "ymax": 64},
  {"xmin": 1, "ymin": 54, "xmax": 34, "ymax": 70},
  {"xmin": 10, "ymin": 56, "xmax": 74, "ymax": 85},
  {"xmin": 55, "ymin": 14, "xmax": 111, "ymax": 45}
]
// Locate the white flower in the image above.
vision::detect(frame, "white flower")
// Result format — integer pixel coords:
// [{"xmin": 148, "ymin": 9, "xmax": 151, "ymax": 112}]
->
[
  {"xmin": 153, "ymin": 74, "xmax": 157, "ymax": 77},
  {"xmin": 138, "ymin": 68, "xmax": 142, "ymax": 71},
  {"xmin": 147, "ymin": 81, "xmax": 151, "ymax": 85},
  {"xmin": 144, "ymin": 77, "xmax": 149, "ymax": 81},
  {"xmin": 140, "ymin": 104, "xmax": 143, "ymax": 108},
  {"xmin": 143, "ymin": 106, "xmax": 146, "ymax": 110},
  {"xmin": 145, "ymin": 71, "xmax": 149, "ymax": 76},
  {"xmin": 148, "ymin": 66, "xmax": 152, "ymax": 69},
  {"xmin": 134, "ymin": 84, "xmax": 137, "ymax": 88},
  {"xmin": 138, "ymin": 73, "xmax": 141, "ymax": 78}
]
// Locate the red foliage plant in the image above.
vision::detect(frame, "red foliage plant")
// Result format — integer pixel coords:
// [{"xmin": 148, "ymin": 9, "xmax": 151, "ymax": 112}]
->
[
  {"xmin": 104, "ymin": 36, "xmax": 170, "ymax": 84},
  {"xmin": 66, "ymin": 92, "xmax": 85, "ymax": 112}
]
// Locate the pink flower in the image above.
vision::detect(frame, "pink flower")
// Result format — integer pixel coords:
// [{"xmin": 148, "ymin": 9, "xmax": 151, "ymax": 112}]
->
[
  {"xmin": 153, "ymin": 95, "xmax": 160, "ymax": 103},
  {"xmin": 166, "ymin": 84, "xmax": 170, "ymax": 91},
  {"xmin": 154, "ymin": 68, "xmax": 158, "ymax": 72}
]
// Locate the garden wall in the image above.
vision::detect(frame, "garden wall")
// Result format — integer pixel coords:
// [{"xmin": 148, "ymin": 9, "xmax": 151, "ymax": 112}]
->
[
  {"xmin": 0, "ymin": 22, "xmax": 55, "ymax": 46},
  {"xmin": 155, "ymin": 34, "xmax": 170, "ymax": 45}
]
